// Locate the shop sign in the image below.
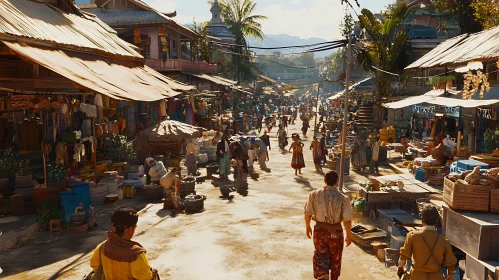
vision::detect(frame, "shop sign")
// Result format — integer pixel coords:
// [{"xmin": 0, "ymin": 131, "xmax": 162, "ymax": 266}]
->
[
  {"xmin": 478, "ymin": 108, "xmax": 497, "ymax": 120},
  {"xmin": 442, "ymin": 106, "xmax": 460, "ymax": 118},
  {"xmin": 412, "ymin": 105, "xmax": 435, "ymax": 114}
]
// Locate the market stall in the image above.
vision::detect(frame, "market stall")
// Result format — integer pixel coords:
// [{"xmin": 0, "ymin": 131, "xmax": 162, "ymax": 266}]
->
[{"xmin": 137, "ymin": 119, "xmax": 205, "ymax": 165}]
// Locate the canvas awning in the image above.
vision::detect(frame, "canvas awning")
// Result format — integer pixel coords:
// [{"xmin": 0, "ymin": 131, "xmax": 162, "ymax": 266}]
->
[
  {"xmin": 186, "ymin": 73, "xmax": 237, "ymax": 87},
  {"xmin": 383, "ymin": 95, "xmax": 499, "ymax": 109},
  {"xmin": 4, "ymin": 41, "xmax": 183, "ymax": 101},
  {"xmin": 423, "ymin": 89, "xmax": 461, "ymax": 97},
  {"xmin": 258, "ymin": 75, "xmax": 276, "ymax": 84},
  {"xmin": 140, "ymin": 119, "xmax": 205, "ymax": 142}
]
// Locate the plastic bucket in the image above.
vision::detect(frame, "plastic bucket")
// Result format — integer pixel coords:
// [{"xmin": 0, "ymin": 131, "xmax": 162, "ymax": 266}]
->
[
  {"xmin": 60, "ymin": 191, "xmax": 79, "ymax": 222},
  {"xmin": 73, "ymin": 183, "xmax": 90, "ymax": 211}
]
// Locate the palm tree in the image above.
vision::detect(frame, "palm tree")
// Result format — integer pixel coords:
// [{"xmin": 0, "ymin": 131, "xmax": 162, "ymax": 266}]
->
[
  {"xmin": 210, "ymin": 0, "xmax": 267, "ymax": 46},
  {"xmin": 209, "ymin": 0, "xmax": 267, "ymax": 81},
  {"xmin": 356, "ymin": 3, "xmax": 411, "ymax": 126}
]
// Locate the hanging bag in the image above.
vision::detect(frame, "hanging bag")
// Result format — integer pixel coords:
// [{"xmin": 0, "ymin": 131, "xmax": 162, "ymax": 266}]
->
[{"xmin": 83, "ymin": 242, "xmax": 106, "ymax": 280}]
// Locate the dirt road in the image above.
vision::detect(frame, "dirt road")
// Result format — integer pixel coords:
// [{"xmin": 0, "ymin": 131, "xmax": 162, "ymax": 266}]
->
[{"xmin": 0, "ymin": 118, "xmax": 396, "ymax": 280}]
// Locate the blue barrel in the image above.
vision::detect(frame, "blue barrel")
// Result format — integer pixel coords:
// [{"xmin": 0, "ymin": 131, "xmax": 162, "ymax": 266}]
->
[
  {"xmin": 60, "ymin": 191, "xmax": 79, "ymax": 223},
  {"xmin": 73, "ymin": 183, "xmax": 90, "ymax": 211}
]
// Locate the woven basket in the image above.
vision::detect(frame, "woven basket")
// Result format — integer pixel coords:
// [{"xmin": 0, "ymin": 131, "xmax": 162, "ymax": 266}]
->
[
  {"xmin": 443, "ymin": 177, "xmax": 490, "ymax": 212},
  {"xmin": 491, "ymin": 189, "xmax": 499, "ymax": 214},
  {"xmin": 141, "ymin": 184, "xmax": 163, "ymax": 199},
  {"xmin": 184, "ymin": 195, "xmax": 206, "ymax": 213}
]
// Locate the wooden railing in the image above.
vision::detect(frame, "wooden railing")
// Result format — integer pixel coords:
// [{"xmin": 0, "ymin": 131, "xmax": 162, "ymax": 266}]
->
[{"xmin": 145, "ymin": 59, "xmax": 218, "ymax": 74}]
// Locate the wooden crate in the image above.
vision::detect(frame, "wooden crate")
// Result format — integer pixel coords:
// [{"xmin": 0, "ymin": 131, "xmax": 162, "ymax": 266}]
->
[
  {"xmin": 491, "ymin": 189, "xmax": 499, "ymax": 214},
  {"xmin": 464, "ymin": 253, "xmax": 499, "ymax": 280},
  {"xmin": 442, "ymin": 205, "xmax": 499, "ymax": 261},
  {"xmin": 443, "ymin": 177, "xmax": 490, "ymax": 212}
]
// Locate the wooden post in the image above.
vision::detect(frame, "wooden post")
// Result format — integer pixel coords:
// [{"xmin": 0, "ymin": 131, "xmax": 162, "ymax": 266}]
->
[{"xmin": 457, "ymin": 131, "xmax": 462, "ymax": 157}]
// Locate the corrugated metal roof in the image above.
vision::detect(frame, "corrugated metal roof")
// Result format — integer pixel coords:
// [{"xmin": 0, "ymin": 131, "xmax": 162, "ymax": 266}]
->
[
  {"xmin": 406, "ymin": 25, "xmax": 499, "ymax": 70},
  {"xmin": 0, "ymin": 0, "xmax": 141, "ymax": 59},
  {"xmin": 84, "ymin": 8, "xmax": 171, "ymax": 26},
  {"xmin": 405, "ymin": 34, "xmax": 468, "ymax": 70}
]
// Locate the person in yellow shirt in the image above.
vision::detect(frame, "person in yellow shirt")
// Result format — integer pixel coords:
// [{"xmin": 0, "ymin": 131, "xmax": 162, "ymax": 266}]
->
[
  {"xmin": 398, "ymin": 204, "xmax": 457, "ymax": 280},
  {"xmin": 90, "ymin": 207, "xmax": 157, "ymax": 280}
]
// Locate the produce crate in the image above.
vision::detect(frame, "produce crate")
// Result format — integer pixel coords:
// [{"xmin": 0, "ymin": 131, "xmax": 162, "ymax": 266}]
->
[
  {"xmin": 443, "ymin": 177, "xmax": 490, "ymax": 212},
  {"xmin": 491, "ymin": 189, "xmax": 499, "ymax": 214}
]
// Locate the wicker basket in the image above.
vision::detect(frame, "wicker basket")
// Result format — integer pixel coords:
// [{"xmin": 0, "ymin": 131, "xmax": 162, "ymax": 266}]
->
[
  {"xmin": 327, "ymin": 160, "xmax": 336, "ymax": 170},
  {"xmin": 184, "ymin": 195, "xmax": 206, "ymax": 213},
  {"xmin": 140, "ymin": 184, "xmax": 163, "ymax": 199},
  {"xmin": 443, "ymin": 177, "xmax": 490, "ymax": 212},
  {"xmin": 179, "ymin": 178, "xmax": 196, "ymax": 198},
  {"xmin": 491, "ymin": 189, "xmax": 499, "ymax": 214}
]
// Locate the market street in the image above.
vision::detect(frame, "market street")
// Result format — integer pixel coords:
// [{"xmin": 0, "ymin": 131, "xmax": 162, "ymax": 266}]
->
[{"xmin": 0, "ymin": 118, "xmax": 396, "ymax": 280}]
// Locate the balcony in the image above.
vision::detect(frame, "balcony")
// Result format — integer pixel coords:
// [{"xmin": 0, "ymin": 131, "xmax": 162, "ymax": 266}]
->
[{"xmin": 146, "ymin": 59, "xmax": 219, "ymax": 74}]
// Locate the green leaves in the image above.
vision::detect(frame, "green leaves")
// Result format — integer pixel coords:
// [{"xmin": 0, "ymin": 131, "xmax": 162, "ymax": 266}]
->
[
  {"xmin": 0, "ymin": 149, "xmax": 30, "ymax": 173},
  {"xmin": 47, "ymin": 164, "xmax": 68, "ymax": 183}
]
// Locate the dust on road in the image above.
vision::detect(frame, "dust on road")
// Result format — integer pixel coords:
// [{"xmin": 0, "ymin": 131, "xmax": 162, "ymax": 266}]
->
[{"xmin": 0, "ymin": 118, "xmax": 397, "ymax": 280}]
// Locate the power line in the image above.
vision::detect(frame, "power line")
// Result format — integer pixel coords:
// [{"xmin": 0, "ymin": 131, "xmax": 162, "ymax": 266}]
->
[{"xmin": 210, "ymin": 39, "xmax": 348, "ymax": 50}]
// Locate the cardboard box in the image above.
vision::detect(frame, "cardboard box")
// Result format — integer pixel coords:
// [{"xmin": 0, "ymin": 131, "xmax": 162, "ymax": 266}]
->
[{"xmin": 443, "ymin": 205, "xmax": 499, "ymax": 261}]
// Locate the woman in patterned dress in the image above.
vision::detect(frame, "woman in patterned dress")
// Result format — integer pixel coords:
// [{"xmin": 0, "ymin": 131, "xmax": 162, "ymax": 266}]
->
[{"xmin": 290, "ymin": 134, "xmax": 305, "ymax": 175}]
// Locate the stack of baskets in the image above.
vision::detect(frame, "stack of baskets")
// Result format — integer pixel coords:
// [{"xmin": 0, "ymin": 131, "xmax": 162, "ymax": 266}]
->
[{"xmin": 183, "ymin": 195, "xmax": 206, "ymax": 213}]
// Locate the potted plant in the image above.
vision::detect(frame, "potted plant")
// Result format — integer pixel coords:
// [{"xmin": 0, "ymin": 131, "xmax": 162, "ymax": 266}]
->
[
  {"xmin": 35, "ymin": 202, "xmax": 65, "ymax": 231},
  {"xmin": 351, "ymin": 197, "xmax": 367, "ymax": 218},
  {"xmin": 47, "ymin": 164, "xmax": 69, "ymax": 189},
  {"xmin": 0, "ymin": 148, "xmax": 29, "ymax": 181}
]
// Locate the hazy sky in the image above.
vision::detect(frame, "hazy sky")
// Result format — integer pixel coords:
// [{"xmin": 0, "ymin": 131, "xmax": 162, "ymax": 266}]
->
[{"xmin": 143, "ymin": 0, "xmax": 395, "ymax": 40}]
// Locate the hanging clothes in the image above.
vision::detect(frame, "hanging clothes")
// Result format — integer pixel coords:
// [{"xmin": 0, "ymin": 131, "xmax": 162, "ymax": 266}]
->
[
  {"xmin": 74, "ymin": 143, "xmax": 85, "ymax": 162},
  {"xmin": 55, "ymin": 142, "xmax": 68, "ymax": 166}
]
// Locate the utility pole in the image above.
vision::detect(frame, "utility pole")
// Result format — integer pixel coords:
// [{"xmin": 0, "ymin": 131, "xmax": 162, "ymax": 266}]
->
[
  {"xmin": 338, "ymin": 36, "xmax": 352, "ymax": 193},
  {"xmin": 314, "ymin": 83, "xmax": 321, "ymax": 133}
]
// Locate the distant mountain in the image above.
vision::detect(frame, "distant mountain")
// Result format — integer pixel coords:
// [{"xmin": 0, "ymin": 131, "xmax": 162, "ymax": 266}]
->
[{"xmin": 246, "ymin": 34, "xmax": 335, "ymax": 59}]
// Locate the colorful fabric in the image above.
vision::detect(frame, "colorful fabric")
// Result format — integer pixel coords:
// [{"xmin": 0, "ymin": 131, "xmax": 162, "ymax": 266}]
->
[
  {"xmin": 219, "ymin": 152, "xmax": 231, "ymax": 176},
  {"xmin": 291, "ymin": 142, "xmax": 305, "ymax": 169},
  {"xmin": 313, "ymin": 226, "xmax": 344, "ymax": 280}
]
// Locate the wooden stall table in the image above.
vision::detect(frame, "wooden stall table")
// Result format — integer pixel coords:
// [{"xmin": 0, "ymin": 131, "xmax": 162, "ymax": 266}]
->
[
  {"xmin": 387, "ymin": 143, "xmax": 405, "ymax": 158},
  {"xmin": 359, "ymin": 174, "xmax": 442, "ymax": 214},
  {"xmin": 408, "ymin": 146, "xmax": 429, "ymax": 157},
  {"xmin": 470, "ymin": 154, "xmax": 499, "ymax": 168}
]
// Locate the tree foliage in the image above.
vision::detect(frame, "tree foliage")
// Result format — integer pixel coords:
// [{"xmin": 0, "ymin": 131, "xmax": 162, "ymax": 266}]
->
[
  {"xmin": 210, "ymin": 0, "xmax": 267, "ymax": 46},
  {"xmin": 209, "ymin": 0, "xmax": 267, "ymax": 81},
  {"xmin": 186, "ymin": 20, "xmax": 212, "ymax": 63},
  {"xmin": 470, "ymin": 0, "xmax": 499, "ymax": 30},
  {"xmin": 356, "ymin": 3, "xmax": 411, "ymax": 125},
  {"xmin": 340, "ymin": 12, "xmax": 354, "ymax": 38},
  {"xmin": 431, "ymin": 0, "xmax": 484, "ymax": 33}
]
